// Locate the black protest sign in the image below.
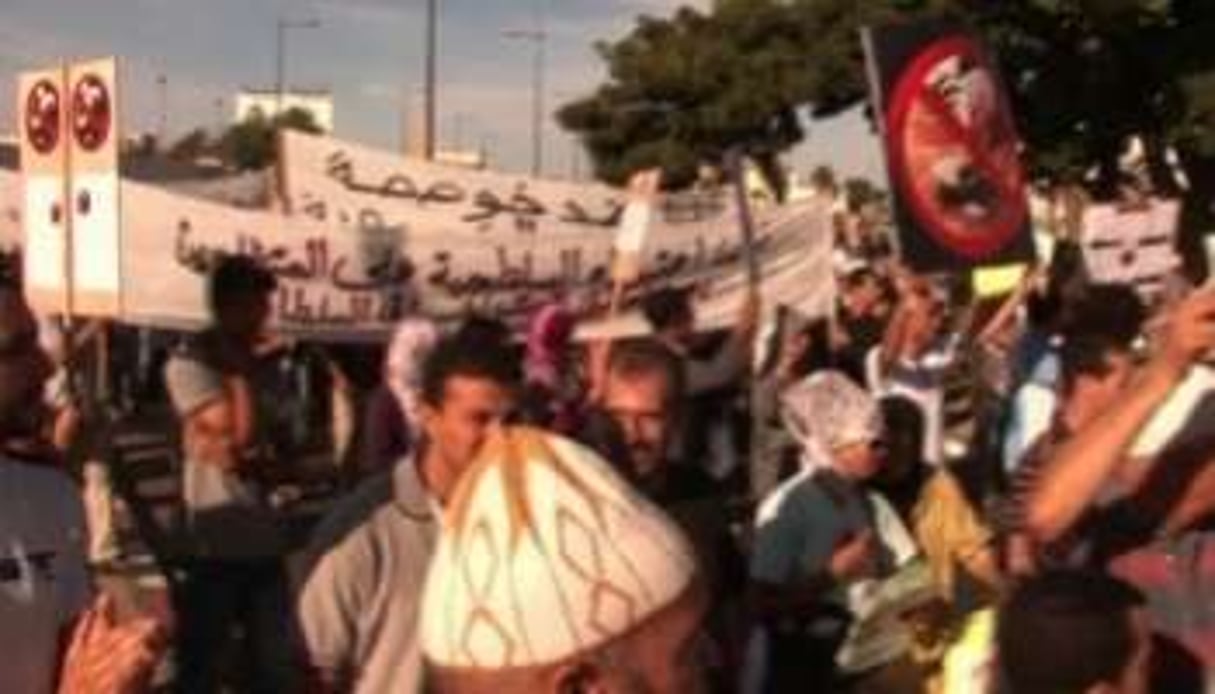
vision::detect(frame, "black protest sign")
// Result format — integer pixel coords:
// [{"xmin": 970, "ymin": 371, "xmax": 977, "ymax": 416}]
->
[{"xmin": 863, "ymin": 19, "xmax": 1034, "ymax": 273}]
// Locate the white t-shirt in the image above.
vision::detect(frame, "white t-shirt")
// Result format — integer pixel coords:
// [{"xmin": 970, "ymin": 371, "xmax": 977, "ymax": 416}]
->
[
  {"xmin": 877, "ymin": 337, "xmax": 960, "ymax": 466},
  {"xmin": 0, "ymin": 458, "xmax": 91, "ymax": 694}
]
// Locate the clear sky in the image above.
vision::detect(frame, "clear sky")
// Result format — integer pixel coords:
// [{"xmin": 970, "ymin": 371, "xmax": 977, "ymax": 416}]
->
[{"xmin": 0, "ymin": 0, "xmax": 886, "ymax": 184}]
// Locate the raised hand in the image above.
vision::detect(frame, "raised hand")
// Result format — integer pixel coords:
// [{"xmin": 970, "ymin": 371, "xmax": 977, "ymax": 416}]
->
[{"xmin": 58, "ymin": 594, "xmax": 166, "ymax": 694}]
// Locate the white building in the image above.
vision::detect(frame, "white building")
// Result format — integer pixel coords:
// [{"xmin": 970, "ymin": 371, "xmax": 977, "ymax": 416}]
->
[
  {"xmin": 234, "ymin": 89, "xmax": 334, "ymax": 132},
  {"xmin": 434, "ymin": 148, "xmax": 487, "ymax": 170}
]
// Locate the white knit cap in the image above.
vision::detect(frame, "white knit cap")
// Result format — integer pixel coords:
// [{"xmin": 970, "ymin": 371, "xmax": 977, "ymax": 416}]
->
[{"xmin": 419, "ymin": 427, "xmax": 697, "ymax": 669}]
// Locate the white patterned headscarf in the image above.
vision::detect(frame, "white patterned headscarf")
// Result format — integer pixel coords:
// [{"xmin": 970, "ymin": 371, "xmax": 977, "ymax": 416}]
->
[
  {"xmin": 385, "ymin": 318, "xmax": 440, "ymax": 428},
  {"xmin": 419, "ymin": 426, "xmax": 697, "ymax": 669},
  {"xmin": 780, "ymin": 371, "xmax": 884, "ymax": 473}
]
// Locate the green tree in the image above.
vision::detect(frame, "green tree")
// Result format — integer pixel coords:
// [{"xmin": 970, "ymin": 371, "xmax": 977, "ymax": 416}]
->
[
  {"xmin": 219, "ymin": 107, "xmax": 323, "ymax": 171},
  {"xmin": 559, "ymin": 0, "xmax": 1215, "ymax": 197},
  {"xmin": 843, "ymin": 176, "xmax": 884, "ymax": 212},
  {"xmin": 556, "ymin": 0, "xmax": 943, "ymax": 190},
  {"xmin": 169, "ymin": 128, "xmax": 210, "ymax": 161}
]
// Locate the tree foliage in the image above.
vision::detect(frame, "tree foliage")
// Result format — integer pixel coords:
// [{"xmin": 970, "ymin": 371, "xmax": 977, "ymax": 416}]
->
[
  {"xmin": 558, "ymin": 0, "xmax": 1215, "ymax": 200},
  {"xmin": 169, "ymin": 128, "xmax": 210, "ymax": 162},
  {"xmin": 219, "ymin": 107, "xmax": 323, "ymax": 171}
]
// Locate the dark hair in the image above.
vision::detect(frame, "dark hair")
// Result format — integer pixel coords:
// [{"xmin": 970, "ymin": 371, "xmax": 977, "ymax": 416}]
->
[
  {"xmin": 420, "ymin": 334, "xmax": 520, "ymax": 407},
  {"xmin": 451, "ymin": 313, "xmax": 512, "ymax": 348},
  {"xmin": 1059, "ymin": 333, "xmax": 1129, "ymax": 395},
  {"xmin": 879, "ymin": 395, "xmax": 925, "ymax": 469},
  {"xmin": 1061, "ymin": 283, "xmax": 1146, "ymax": 347},
  {"xmin": 606, "ymin": 338, "xmax": 686, "ymax": 410},
  {"xmin": 208, "ymin": 254, "xmax": 277, "ymax": 315},
  {"xmin": 997, "ymin": 570, "xmax": 1145, "ymax": 694},
  {"xmin": 840, "ymin": 267, "xmax": 878, "ymax": 291},
  {"xmin": 640, "ymin": 287, "xmax": 693, "ymax": 332},
  {"xmin": 1026, "ymin": 287, "xmax": 1064, "ymax": 332}
]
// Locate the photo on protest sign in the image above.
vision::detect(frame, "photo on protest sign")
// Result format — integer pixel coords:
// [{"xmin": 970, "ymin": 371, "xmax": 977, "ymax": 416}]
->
[{"xmin": 862, "ymin": 19, "xmax": 1034, "ymax": 273}]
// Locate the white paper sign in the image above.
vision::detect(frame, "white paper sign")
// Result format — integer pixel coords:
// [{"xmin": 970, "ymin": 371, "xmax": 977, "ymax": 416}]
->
[{"xmin": 1081, "ymin": 200, "xmax": 1180, "ymax": 297}]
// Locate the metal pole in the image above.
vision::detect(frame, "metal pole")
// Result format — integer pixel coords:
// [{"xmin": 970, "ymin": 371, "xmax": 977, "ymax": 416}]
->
[
  {"xmin": 156, "ymin": 75, "xmax": 168, "ymax": 148},
  {"xmin": 275, "ymin": 19, "xmax": 285, "ymax": 117},
  {"xmin": 424, "ymin": 0, "xmax": 438, "ymax": 160},
  {"xmin": 504, "ymin": 24, "xmax": 546, "ymax": 177},
  {"xmin": 570, "ymin": 137, "xmax": 581, "ymax": 181},
  {"xmin": 532, "ymin": 19, "xmax": 545, "ymax": 177},
  {"xmin": 275, "ymin": 19, "xmax": 320, "ymax": 123},
  {"xmin": 214, "ymin": 97, "xmax": 225, "ymax": 135}
]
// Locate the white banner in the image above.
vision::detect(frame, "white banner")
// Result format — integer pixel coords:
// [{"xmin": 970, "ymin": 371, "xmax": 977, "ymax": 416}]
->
[
  {"xmin": 275, "ymin": 131, "xmax": 835, "ymax": 338},
  {"xmin": 117, "ymin": 177, "xmax": 833, "ymax": 340},
  {"xmin": 0, "ymin": 134, "xmax": 835, "ymax": 340}
]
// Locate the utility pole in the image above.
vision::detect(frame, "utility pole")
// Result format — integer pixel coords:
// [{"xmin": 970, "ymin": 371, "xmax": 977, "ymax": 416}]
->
[
  {"xmin": 424, "ymin": 0, "xmax": 438, "ymax": 160},
  {"xmin": 276, "ymin": 17, "xmax": 321, "ymax": 118},
  {"xmin": 503, "ymin": 3, "xmax": 546, "ymax": 177}
]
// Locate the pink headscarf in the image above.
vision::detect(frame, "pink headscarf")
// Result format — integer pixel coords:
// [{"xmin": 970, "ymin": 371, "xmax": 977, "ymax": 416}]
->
[{"xmin": 525, "ymin": 303, "xmax": 576, "ymax": 390}]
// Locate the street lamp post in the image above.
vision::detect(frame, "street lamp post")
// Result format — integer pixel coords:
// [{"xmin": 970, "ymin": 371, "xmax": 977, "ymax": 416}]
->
[
  {"xmin": 275, "ymin": 17, "xmax": 321, "ymax": 118},
  {"xmin": 213, "ymin": 97, "xmax": 226, "ymax": 136},
  {"xmin": 503, "ymin": 14, "xmax": 547, "ymax": 178},
  {"xmin": 156, "ymin": 74, "xmax": 168, "ymax": 149},
  {"xmin": 424, "ymin": 0, "xmax": 438, "ymax": 160}
]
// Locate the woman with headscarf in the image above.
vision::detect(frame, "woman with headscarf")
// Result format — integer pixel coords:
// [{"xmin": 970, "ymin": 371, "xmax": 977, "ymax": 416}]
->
[
  {"xmin": 360, "ymin": 318, "xmax": 439, "ymax": 475},
  {"xmin": 517, "ymin": 303, "xmax": 584, "ymax": 434},
  {"xmin": 747, "ymin": 371, "xmax": 924, "ymax": 694}
]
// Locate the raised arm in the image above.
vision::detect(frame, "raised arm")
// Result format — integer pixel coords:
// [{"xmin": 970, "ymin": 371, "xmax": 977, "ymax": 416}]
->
[{"xmin": 1026, "ymin": 290, "xmax": 1215, "ymax": 543}]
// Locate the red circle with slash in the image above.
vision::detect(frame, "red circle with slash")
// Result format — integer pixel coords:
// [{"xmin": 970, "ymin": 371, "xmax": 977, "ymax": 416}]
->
[{"xmin": 886, "ymin": 36, "xmax": 1028, "ymax": 259}]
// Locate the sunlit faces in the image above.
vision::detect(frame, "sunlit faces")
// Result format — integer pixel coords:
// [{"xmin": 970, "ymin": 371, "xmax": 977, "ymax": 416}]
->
[
  {"xmin": 419, "ymin": 375, "xmax": 515, "ymax": 482},
  {"xmin": 830, "ymin": 438, "xmax": 886, "ymax": 482},
  {"xmin": 602, "ymin": 371, "xmax": 674, "ymax": 482}
]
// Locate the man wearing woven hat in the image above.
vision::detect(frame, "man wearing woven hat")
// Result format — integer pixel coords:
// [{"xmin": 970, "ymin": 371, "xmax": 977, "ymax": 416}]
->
[{"xmin": 419, "ymin": 426, "xmax": 708, "ymax": 694}]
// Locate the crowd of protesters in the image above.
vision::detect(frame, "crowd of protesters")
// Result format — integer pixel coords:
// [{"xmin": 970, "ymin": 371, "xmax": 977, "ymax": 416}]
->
[{"xmin": 3, "ymin": 189, "xmax": 1215, "ymax": 694}]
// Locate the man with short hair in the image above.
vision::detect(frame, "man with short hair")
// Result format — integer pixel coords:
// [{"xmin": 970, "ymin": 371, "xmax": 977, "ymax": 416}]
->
[
  {"xmin": 1003, "ymin": 283, "xmax": 1148, "ymax": 474},
  {"xmin": 596, "ymin": 338, "xmax": 744, "ymax": 674},
  {"xmin": 418, "ymin": 426, "xmax": 708, "ymax": 694},
  {"xmin": 639, "ymin": 287, "xmax": 758, "ymax": 479},
  {"xmin": 598, "ymin": 338, "xmax": 686, "ymax": 488},
  {"xmin": 164, "ymin": 254, "xmax": 297, "ymax": 692},
  {"xmin": 297, "ymin": 333, "xmax": 518, "ymax": 694},
  {"xmin": 1003, "ymin": 333, "xmax": 1135, "ymax": 575},
  {"xmin": 1024, "ymin": 288, "xmax": 1215, "ymax": 671},
  {"xmin": 997, "ymin": 571, "xmax": 1151, "ymax": 694},
  {"xmin": 831, "ymin": 266, "xmax": 889, "ymax": 386},
  {"xmin": 0, "ymin": 285, "xmax": 162, "ymax": 693}
]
